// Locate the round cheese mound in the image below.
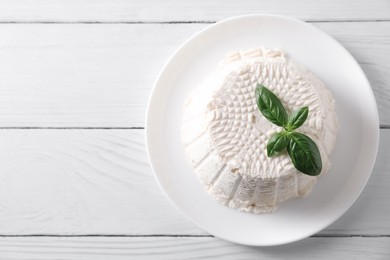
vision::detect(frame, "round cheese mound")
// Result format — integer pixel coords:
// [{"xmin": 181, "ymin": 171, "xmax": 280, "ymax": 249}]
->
[{"xmin": 181, "ymin": 48, "xmax": 338, "ymax": 214}]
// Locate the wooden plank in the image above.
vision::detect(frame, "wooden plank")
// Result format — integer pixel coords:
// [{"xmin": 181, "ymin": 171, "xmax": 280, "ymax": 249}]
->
[
  {"xmin": 0, "ymin": 0, "xmax": 389, "ymax": 22},
  {"xmin": 0, "ymin": 23, "xmax": 201, "ymax": 127},
  {"xmin": 0, "ymin": 236, "xmax": 389, "ymax": 259},
  {"xmin": 0, "ymin": 22, "xmax": 388, "ymax": 127},
  {"xmin": 0, "ymin": 129, "xmax": 201, "ymax": 235},
  {"xmin": 0, "ymin": 129, "xmax": 388, "ymax": 236}
]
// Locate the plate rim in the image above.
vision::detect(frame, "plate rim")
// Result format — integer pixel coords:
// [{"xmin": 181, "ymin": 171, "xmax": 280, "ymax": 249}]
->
[{"xmin": 145, "ymin": 14, "xmax": 380, "ymax": 246}]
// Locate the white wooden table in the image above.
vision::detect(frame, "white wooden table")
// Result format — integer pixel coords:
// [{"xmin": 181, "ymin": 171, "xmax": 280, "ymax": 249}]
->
[{"xmin": 0, "ymin": 1, "xmax": 389, "ymax": 259}]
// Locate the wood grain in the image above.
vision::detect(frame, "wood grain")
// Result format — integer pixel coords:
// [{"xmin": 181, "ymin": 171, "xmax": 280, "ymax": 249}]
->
[
  {"xmin": 0, "ymin": 236, "xmax": 389, "ymax": 259},
  {"xmin": 0, "ymin": 129, "xmax": 388, "ymax": 236},
  {"xmin": 0, "ymin": 0, "xmax": 388, "ymax": 22},
  {"xmin": 0, "ymin": 129, "xmax": 200, "ymax": 235},
  {"xmin": 0, "ymin": 22, "xmax": 388, "ymax": 127},
  {"xmin": 0, "ymin": 1, "xmax": 387, "ymax": 258}
]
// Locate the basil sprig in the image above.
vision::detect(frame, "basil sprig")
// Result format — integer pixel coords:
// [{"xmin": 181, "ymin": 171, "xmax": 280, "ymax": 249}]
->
[{"xmin": 255, "ymin": 84, "xmax": 322, "ymax": 176}]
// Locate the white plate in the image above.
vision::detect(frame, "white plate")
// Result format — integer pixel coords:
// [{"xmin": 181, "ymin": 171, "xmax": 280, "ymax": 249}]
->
[{"xmin": 145, "ymin": 14, "xmax": 379, "ymax": 246}]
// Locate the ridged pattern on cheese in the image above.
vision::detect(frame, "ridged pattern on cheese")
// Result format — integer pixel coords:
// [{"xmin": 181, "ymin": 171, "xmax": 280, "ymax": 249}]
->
[{"xmin": 181, "ymin": 48, "xmax": 338, "ymax": 213}]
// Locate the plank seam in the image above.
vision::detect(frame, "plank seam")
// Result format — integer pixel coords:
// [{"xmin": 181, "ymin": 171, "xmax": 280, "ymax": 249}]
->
[
  {"xmin": 0, "ymin": 234, "xmax": 388, "ymax": 238},
  {"xmin": 312, "ymin": 234, "xmax": 390, "ymax": 238},
  {"xmin": 0, "ymin": 235, "xmax": 213, "ymax": 238},
  {"xmin": 0, "ymin": 127, "xmax": 145, "ymax": 130},
  {"xmin": 0, "ymin": 126, "xmax": 388, "ymax": 130},
  {"xmin": 0, "ymin": 19, "xmax": 389, "ymax": 24}
]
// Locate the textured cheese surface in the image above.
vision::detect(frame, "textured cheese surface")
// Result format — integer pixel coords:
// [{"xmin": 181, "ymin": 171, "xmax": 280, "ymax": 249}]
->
[{"xmin": 181, "ymin": 48, "xmax": 338, "ymax": 213}]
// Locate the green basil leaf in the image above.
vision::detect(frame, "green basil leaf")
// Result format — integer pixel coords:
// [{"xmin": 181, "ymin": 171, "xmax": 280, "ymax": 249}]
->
[
  {"xmin": 267, "ymin": 132, "xmax": 290, "ymax": 157},
  {"xmin": 255, "ymin": 85, "xmax": 288, "ymax": 127},
  {"xmin": 287, "ymin": 106, "xmax": 309, "ymax": 131},
  {"xmin": 287, "ymin": 132, "xmax": 322, "ymax": 176}
]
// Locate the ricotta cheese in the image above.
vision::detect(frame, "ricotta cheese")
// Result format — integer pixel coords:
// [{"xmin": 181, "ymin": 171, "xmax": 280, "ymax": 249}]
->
[{"xmin": 181, "ymin": 48, "xmax": 338, "ymax": 213}]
